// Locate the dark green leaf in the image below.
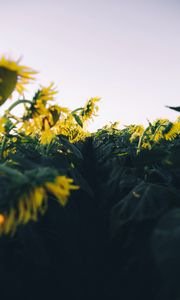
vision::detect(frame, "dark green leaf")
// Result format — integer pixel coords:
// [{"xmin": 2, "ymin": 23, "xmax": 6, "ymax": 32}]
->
[
  {"xmin": 166, "ymin": 105, "xmax": 180, "ymax": 112},
  {"xmin": 72, "ymin": 113, "xmax": 83, "ymax": 127}
]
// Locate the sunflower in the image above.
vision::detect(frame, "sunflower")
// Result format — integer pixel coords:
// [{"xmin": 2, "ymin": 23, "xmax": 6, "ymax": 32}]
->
[
  {"xmin": 0, "ymin": 175, "xmax": 79, "ymax": 235},
  {"xmin": 40, "ymin": 118, "xmax": 55, "ymax": 144},
  {"xmin": 0, "ymin": 117, "xmax": 6, "ymax": 134},
  {"xmin": 129, "ymin": 125, "xmax": 144, "ymax": 142},
  {"xmin": 0, "ymin": 186, "xmax": 48, "ymax": 235},
  {"xmin": 0, "ymin": 56, "xmax": 36, "ymax": 105},
  {"xmin": 81, "ymin": 97, "xmax": 100, "ymax": 122},
  {"xmin": 45, "ymin": 176, "xmax": 79, "ymax": 206},
  {"xmin": 163, "ymin": 121, "xmax": 180, "ymax": 141},
  {"xmin": 36, "ymin": 82, "xmax": 58, "ymax": 103}
]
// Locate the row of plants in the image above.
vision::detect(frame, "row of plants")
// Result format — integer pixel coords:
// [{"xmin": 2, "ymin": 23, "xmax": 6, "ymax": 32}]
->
[
  {"xmin": 92, "ymin": 115, "xmax": 180, "ymax": 299},
  {"xmin": 0, "ymin": 56, "xmax": 180, "ymax": 299}
]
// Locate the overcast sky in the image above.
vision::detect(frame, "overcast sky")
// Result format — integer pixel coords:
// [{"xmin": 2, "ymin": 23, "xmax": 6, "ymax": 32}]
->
[{"xmin": 1, "ymin": 0, "xmax": 180, "ymax": 130}]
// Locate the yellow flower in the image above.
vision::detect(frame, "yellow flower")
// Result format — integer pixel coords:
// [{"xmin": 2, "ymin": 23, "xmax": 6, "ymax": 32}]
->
[
  {"xmin": 0, "ymin": 209, "xmax": 17, "ymax": 235},
  {"xmin": 2, "ymin": 147, "xmax": 16, "ymax": 159},
  {"xmin": 35, "ymin": 105, "xmax": 61, "ymax": 128},
  {"xmin": 0, "ymin": 175, "xmax": 79, "ymax": 235},
  {"xmin": 0, "ymin": 117, "xmax": 6, "ymax": 134},
  {"xmin": 45, "ymin": 175, "xmax": 79, "ymax": 206},
  {"xmin": 141, "ymin": 142, "xmax": 151, "ymax": 149},
  {"xmin": 18, "ymin": 186, "xmax": 47, "ymax": 224},
  {"xmin": 0, "ymin": 186, "xmax": 48, "ymax": 235},
  {"xmin": 19, "ymin": 119, "xmax": 35, "ymax": 136},
  {"xmin": 129, "ymin": 125, "xmax": 144, "ymax": 142},
  {"xmin": 0, "ymin": 214, "xmax": 5, "ymax": 225},
  {"xmin": 12, "ymin": 137, "xmax": 17, "ymax": 143},
  {"xmin": 40, "ymin": 118, "xmax": 55, "ymax": 144},
  {"xmin": 34, "ymin": 100, "xmax": 48, "ymax": 116},
  {"xmin": 153, "ymin": 131, "xmax": 163, "ymax": 142},
  {"xmin": 20, "ymin": 114, "xmax": 55, "ymax": 144},
  {"xmin": 163, "ymin": 121, "xmax": 180, "ymax": 141},
  {"xmin": 53, "ymin": 114, "xmax": 89, "ymax": 143},
  {"xmin": 36, "ymin": 82, "xmax": 58, "ymax": 103},
  {"xmin": 81, "ymin": 97, "xmax": 100, "ymax": 122},
  {"xmin": 0, "ymin": 56, "xmax": 36, "ymax": 105}
]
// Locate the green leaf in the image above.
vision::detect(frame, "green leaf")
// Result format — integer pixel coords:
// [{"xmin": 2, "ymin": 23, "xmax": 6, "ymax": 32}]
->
[
  {"xmin": 166, "ymin": 105, "xmax": 180, "ymax": 112},
  {"xmin": 72, "ymin": 113, "xmax": 83, "ymax": 127},
  {"xmin": 110, "ymin": 182, "xmax": 180, "ymax": 238},
  {"xmin": 58, "ymin": 136, "xmax": 84, "ymax": 160},
  {"xmin": 0, "ymin": 67, "xmax": 17, "ymax": 105},
  {"xmin": 50, "ymin": 107, "xmax": 60, "ymax": 125}
]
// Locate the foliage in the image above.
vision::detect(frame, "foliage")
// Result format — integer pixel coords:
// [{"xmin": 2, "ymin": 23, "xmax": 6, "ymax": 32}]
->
[{"xmin": 0, "ymin": 55, "xmax": 180, "ymax": 299}]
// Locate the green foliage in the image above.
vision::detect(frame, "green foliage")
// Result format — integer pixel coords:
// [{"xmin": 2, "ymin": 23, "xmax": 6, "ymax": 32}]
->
[
  {"xmin": 0, "ymin": 67, "xmax": 17, "ymax": 105},
  {"xmin": 1, "ymin": 56, "xmax": 180, "ymax": 299}
]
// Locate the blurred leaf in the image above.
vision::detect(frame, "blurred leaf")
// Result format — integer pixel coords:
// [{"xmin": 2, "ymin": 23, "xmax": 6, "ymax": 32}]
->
[
  {"xmin": 72, "ymin": 113, "xmax": 83, "ymax": 127},
  {"xmin": 0, "ymin": 67, "xmax": 17, "ymax": 105},
  {"xmin": 58, "ymin": 136, "xmax": 84, "ymax": 160},
  {"xmin": 110, "ymin": 182, "xmax": 180, "ymax": 238},
  {"xmin": 166, "ymin": 105, "xmax": 180, "ymax": 112}
]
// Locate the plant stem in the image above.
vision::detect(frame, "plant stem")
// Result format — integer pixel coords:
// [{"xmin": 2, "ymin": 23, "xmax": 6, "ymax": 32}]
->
[
  {"xmin": 0, "ymin": 123, "xmax": 17, "ymax": 160},
  {"xmin": 5, "ymin": 99, "xmax": 32, "ymax": 115},
  {"xmin": 0, "ymin": 135, "xmax": 7, "ymax": 160}
]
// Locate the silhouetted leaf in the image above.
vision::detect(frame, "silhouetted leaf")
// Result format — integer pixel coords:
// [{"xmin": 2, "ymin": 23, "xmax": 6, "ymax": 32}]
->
[{"xmin": 166, "ymin": 105, "xmax": 180, "ymax": 112}]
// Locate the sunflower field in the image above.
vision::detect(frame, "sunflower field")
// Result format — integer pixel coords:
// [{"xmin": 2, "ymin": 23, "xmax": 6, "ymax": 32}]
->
[{"xmin": 0, "ymin": 56, "xmax": 180, "ymax": 300}]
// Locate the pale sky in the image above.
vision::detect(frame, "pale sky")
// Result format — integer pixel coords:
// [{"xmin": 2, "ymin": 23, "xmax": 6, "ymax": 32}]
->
[{"xmin": 1, "ymin": 0, "xmax": 180, "ymax": 131}]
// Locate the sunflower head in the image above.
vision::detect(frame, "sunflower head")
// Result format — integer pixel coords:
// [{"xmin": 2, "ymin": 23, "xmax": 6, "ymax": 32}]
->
[
  {"xmin": 0, "ymin": 56, "xmax": 37, "ymax": 106},
  {"xmin": 81, "ymin": 97, "xmax": 100, "ymax": 122}
]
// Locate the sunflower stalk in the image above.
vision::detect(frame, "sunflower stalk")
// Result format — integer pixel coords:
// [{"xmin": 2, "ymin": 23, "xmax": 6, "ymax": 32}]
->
[
  {"xmin": 136, "ymin": 128, "xmax": 149, "ymax": 154},
  {"xmin": 5, "ymin": 99, "xmax": 32, "ymax": 115},
  {"xmin": 0, "ymin": 122, "xmax": 17, "ymax": 159}
]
